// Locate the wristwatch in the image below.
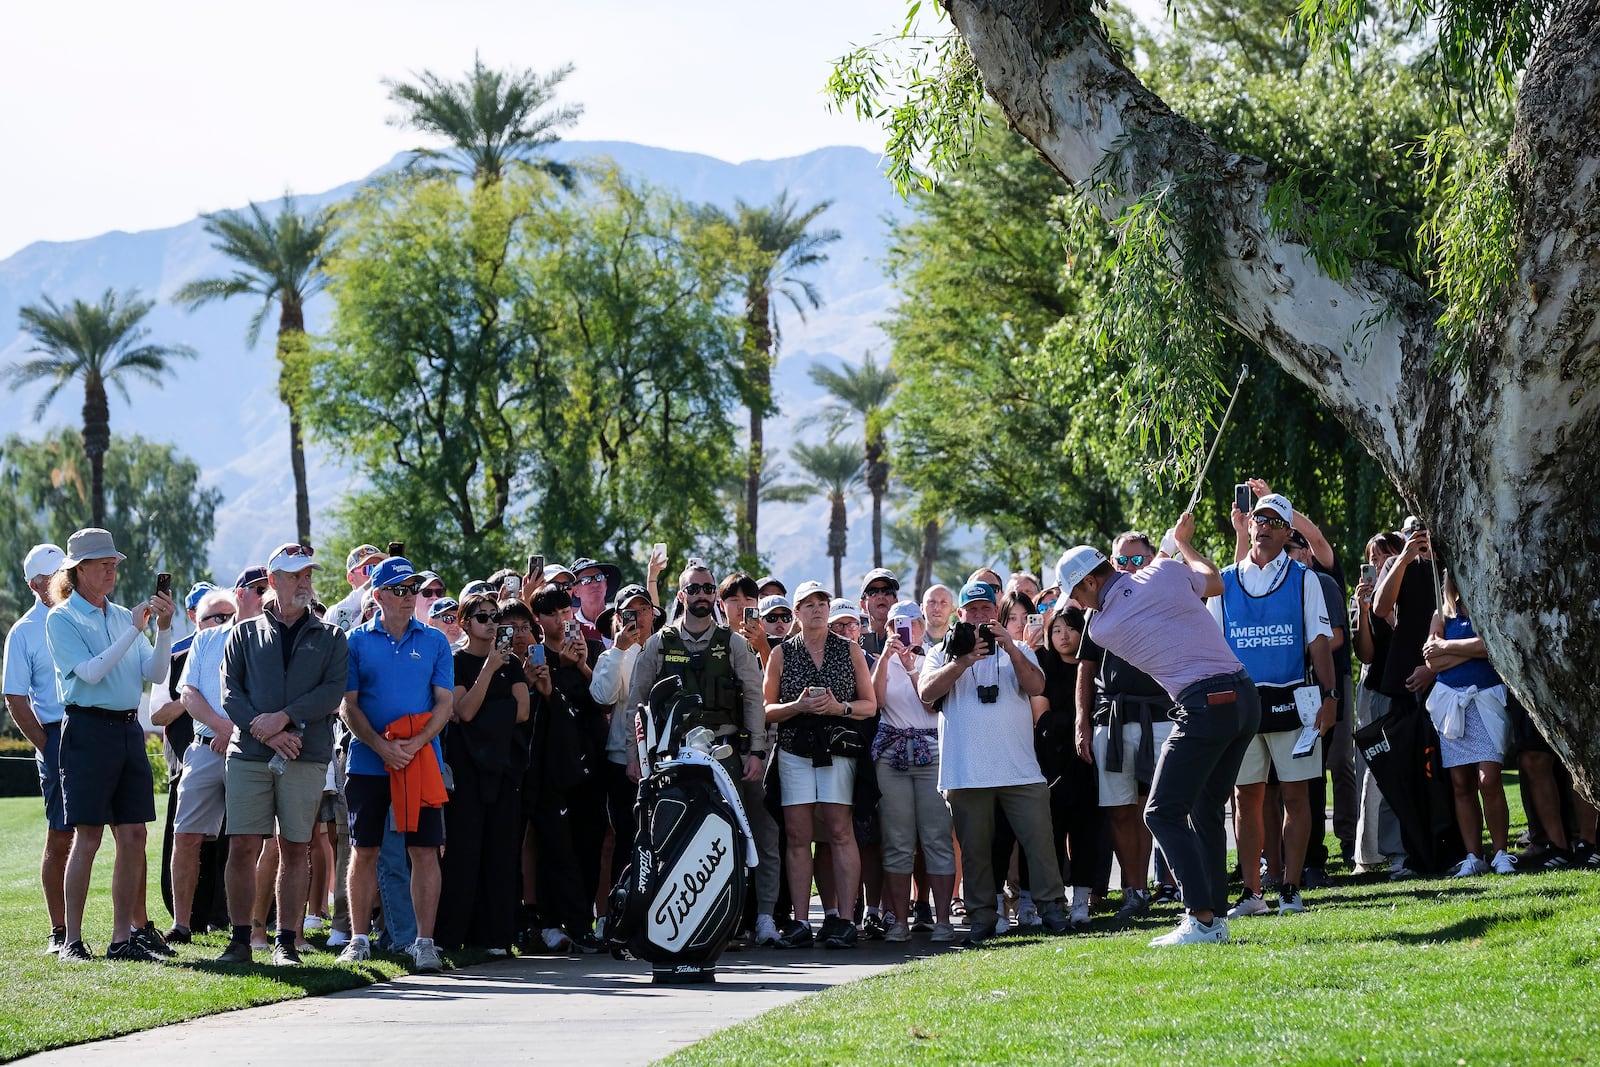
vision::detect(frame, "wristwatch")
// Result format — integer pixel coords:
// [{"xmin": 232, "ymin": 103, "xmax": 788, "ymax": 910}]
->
[{"xmin": 1320, "ymin": 688, "xmax": 1336, "ymax": 702}]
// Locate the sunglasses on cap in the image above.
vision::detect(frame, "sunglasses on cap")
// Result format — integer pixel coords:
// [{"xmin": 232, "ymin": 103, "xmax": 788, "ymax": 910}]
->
[
  {"xmin": 467, "ymin": 611, "xmax": 500, "ymax": 624},
  {"xmin": 1114, "ymin": 554, "xmax": 1148, "ymax": 567},
  {"xmin": 202, "ymin": 612, "xmax": 235, "ymax": 624},
  {"xmin": 279, "ymin": 545, "xmax": 315, "ymax": 558},
  {"xmin": 681, "ymin": 582, "xmax": 717, "ymax": 596},
  {"xmin": 1251, "ymin": 514, "xmax": 1291, "ymax": 530}
]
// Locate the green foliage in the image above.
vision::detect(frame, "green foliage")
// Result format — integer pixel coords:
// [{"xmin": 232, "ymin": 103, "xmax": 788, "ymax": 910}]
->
[
  {"xmin": 304, "ymin": 167, "xmax": 748, "ymax": 579},
  {"xmin": 825, "ymin": 5, "xmax": 990, "ymax": 196},
  {"xmin": 1418, "ymin": 125, "xmax": 1518, "ymax": 375},
  {"xmin": 0, "ymin": 429, "xmax": 221, "ymax": 606}
]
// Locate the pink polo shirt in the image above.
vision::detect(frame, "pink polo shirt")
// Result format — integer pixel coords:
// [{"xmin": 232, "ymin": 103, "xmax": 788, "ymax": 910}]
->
[{"xmin": 1084, "ymin": 559, "xmax": 1244, "ymax": 700}]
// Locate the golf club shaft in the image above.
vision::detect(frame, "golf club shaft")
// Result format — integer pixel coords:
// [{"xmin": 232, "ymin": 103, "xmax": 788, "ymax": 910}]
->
[{"xmin": 1187, "ymin": 364, "xmax": 1251, "ymax": 513}]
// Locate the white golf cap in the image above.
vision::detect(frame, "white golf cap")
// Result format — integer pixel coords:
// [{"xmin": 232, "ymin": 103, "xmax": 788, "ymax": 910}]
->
[
  {"xmin": 828, "ymin": 598, "xmax": 859, "ymax": 623},
  {"xmin": 1252, "ymin": 493, "xmax": 1294, "ymax": 526},
  {"xmin": 1055, "ymin": 546, "xmax": 1108, "ymax": 593},
  {"xmin": 23, "ymin": 543, "xmax": 65, "ymax": 580},
  {"xmin": 792, "ymin": 580, "xmax": 829, "ymax": 607}
]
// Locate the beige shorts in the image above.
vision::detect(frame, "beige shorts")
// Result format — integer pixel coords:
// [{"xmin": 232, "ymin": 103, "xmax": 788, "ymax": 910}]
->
[
  {"xmin": 1235, "ymin": 730, "xmax": 1322, "ymax": 786},
  {"xmin": 776, "ymin": 748, "xmax": 855, "ymax": 806},
  {"xmin": 225, "ymin": 757, "xmax": 328, "ymax": 842},
  {"xmin": 1093, "ymin": 720, "xmax": 1176, "ymax": 807}
]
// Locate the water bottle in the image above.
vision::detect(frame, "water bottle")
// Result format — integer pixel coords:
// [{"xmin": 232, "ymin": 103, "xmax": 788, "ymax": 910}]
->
[{"xmin": 268, "ymin": 752, "xmax": 288, "ymax": 775}]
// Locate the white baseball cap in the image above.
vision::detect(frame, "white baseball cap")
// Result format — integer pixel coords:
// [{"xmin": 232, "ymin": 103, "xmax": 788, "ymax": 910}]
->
[
  {"xmin": 266, "ymin": 543, "xmax": 322, "ymax": 574},
  {"xmin": 1252, "ymin": 493, "xmax": 1295, "ymax": 526},
  {"xmin": 1055, "ymin": 546, "xmax": 1108, "ymax": 594},
  {"xmin": 828, "ymin": 598, "xmax": 859, "ymax": 623},
  {"xmin": 792, "ymin": 580, "xmax": 829, "ymax": 607},
  {"xmin": 23, "ymin": 543, "xmax": 65, "ymax": 580}
]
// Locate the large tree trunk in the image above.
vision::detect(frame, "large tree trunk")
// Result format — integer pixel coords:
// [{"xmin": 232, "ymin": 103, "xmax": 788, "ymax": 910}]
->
[
  {"xmin": 81, "ymin": 375, "xmax": 111, "ymax": 528},
  {"xmin": 947, "ymin": 0, "xmax": 1600, "ymax": 796},
  {"xmin": 741, "ymin": 287, "xmax": 774, "ymax": 562},
  {"xmin": 865, "ymin": 435, "xmax": 888, "ymax": 568},
  {"xmin": 829, "ymin": 494, "xmax": 849, "ymax": 597},
  {"xmin": 278, "ymin": 300, "xmax": 313, "ymax": 544}
]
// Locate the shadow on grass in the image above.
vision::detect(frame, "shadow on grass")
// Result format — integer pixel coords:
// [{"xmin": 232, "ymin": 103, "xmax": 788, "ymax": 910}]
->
[{"xmin": 176, "ymin": 957, "xmax": 395, "ymax": 993}]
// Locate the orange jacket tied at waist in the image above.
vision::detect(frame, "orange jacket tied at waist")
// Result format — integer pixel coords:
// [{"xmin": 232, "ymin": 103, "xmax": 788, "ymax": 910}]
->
[{"xmin": 383, "ymin": 712, "xmax": 448, "ymax": 831}]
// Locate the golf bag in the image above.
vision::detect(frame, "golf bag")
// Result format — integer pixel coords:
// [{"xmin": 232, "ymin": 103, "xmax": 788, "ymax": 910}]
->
[
  {"xmin": 1354, "ymin": 696, "xmax": 1464, "ymax": 874},
  {"xmin": 607, "ymin": 675, "xmax": 758, "ymax": 984}
]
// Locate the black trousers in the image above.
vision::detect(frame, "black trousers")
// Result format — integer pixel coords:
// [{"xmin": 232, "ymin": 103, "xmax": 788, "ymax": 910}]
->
[
  {"xmin": 436, "ymin": 771, "xmax": 521, "ymax": 951},
  {"xmin": 532, "ymin": 780, "xmax": 609, "ymax": 933}
]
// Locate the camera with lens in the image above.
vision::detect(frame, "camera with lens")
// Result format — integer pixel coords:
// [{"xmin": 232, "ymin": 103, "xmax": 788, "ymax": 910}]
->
[
  {"xmin": 976, "ymin": 684, "xmax": 1000, "ymax": 704},
  {"xmin": 944, "ymin": 620, "xmax": 977, "ymax": 657}
]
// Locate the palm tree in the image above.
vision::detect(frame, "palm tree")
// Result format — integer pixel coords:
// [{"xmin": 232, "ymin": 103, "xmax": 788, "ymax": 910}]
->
[
  {"xmin": 7, "ymin": 289, "xmax": 195, "ymax": 525},
  {"xmin": 769, "ymin": 439, "xmax": 865, "ymax": 596},
  {"xmin": 384, "ymin": 53, "xmax": 583, "ymax": 186},
  {"xmin": 729, "ymin": 192, "xmax": 841, "ymax": 561},
  {"xmin": 809, "ymin": 351, "xmax": 898, "ymax": 567},
  {"xmin": 174, "ymin": 196, "xmax": 333, "ymax": 542}
]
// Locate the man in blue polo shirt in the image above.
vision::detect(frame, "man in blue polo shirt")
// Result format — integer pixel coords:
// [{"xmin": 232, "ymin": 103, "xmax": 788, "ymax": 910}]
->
[
  {"xmin": 44, "ymin": 528, "xmax": 177, "ymax": 963},
  {"xmin": 337, "ymin": 557, "xmax": 453, "ymax": 972},
  {"xmin": 3, "ymin": 543, "xmax": 71, "ymax": 955}
]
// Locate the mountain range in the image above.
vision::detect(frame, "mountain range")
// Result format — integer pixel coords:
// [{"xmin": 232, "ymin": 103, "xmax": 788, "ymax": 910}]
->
[{"xmin": 0, "ymin": 140, "xmax": 984, "ymax": 595}]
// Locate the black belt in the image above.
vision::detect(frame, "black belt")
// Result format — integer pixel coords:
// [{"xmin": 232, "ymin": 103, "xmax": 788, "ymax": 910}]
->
[{"xmin": 66, "ymin": 703, "xmax": 139, "ymax": 723}]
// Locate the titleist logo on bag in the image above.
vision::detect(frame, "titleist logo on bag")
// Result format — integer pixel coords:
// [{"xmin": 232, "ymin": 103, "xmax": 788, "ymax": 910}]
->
[{"xmin": 649, "ymin": 818, "xmax": 734, "ymax": 951}]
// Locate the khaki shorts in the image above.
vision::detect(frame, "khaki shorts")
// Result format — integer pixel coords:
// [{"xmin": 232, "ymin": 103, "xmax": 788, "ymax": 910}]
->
[
  {"xmin": 1235, "ymin": 730, "xmax": 1322, "ymax": 786},
  {"xmin": 172, "ymin": 741, "xmax": 227, "ymax": 837},
  {"xmin": 225, "ymin": 757, "xmax": 328, "ymax": 842}
]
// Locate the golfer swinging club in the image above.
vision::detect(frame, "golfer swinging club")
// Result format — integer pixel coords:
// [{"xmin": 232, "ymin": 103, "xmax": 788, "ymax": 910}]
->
[{"xmin": 1057, "ymin": 512, "xmax": 1260, "ymax": 946}]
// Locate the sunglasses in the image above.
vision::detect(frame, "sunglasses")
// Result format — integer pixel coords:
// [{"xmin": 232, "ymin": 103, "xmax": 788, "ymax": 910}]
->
[
  {"xmin": 1114, "ymin": 554, "xmax": 1148, "ymax": 567},
  {"xmin": 549, "ymin": 581, "xmax": 573, "ymax": 592},
  {"xmin": 279, "ymin": 545, "xmax": 315, "ymax": 558},
  {"xmin": 468, "ymin": 611, "xmax": 500, "ymax": 624},
  {"xmin": 361, "ymin": 562, "xmax": 378, "ymax": 576},
  {"xmin": 246, "ymin": 583, "xmax": 269, "ymax": 595},
  {"xmin": 864, "ymin": 584, "xmax": 897, "ymax": 597},
  {"xmin": 763, "ymin": 611, "xmax": 794, "ymax": 623},
  {"xmin": 437, "ymin": 614, "xmax": 458, "ymax": 624},
  {"xmin": 681, "ymin": 582, "xmax": 717, "ymax": 596},
  {"xmin": 385, "ymin": 584, "xmax": 422, "ymax": 597},
  {"xmin": 575, "ymin": 574, "xmax": 607, "ymax": 586},
  {"xmin": 421, "ymin": 586, "xmax": 445, "ymax": 597},
  {"xmin": 1251, "ymin": 514, "xmax": 1291, "ymax": 531},
  {"xmin": 202, "ymin": 612, "xmax": 234, "ymax": 624}
]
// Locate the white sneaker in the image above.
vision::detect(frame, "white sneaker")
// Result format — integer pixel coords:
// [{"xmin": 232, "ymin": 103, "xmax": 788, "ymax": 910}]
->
[
  {"xmin": 993, "ymin": 895, "xmax": 1011, "ymax": 934},
  {"xmin": 1490, "ymin": 849, "xmax": 1517, "ymax": 875},
  {"xmin": 593, "ymin": 915, "xmax": 607, "ymax": 941},
  {"xmin": 541, "ymin": 927, "xmax": 573, "ymax": 952},
  {"xmin": 929, "ymin": 922, "xmax": 957, "ymax": 942},
  {"xmin": 408, "ymin": 938, "xmax": 442, "ymax": 972},
  {"xmin": 326, "ymin": 928, "xmax": 350, "ymax": 948},
  {"xmin": 302, "ymin": 915, "xmax": 325, "ymax": 933},
  {"xmin": 1069, "ymin": 886, "xmax": 1092, "ymax": 928},
  {"xmin": 754, "ymin": 914, "xmax": 781, "ymax": 946},
  {"xmin": 1227, "ymin": 892, "xmax": 1270, "ymax": 918},
  {"xmin": 1148, "ymin": 915, "xmax": 1229, "ymax": 947},
  {"xmin": 336, "ymin": 937, "xmax": 370, "ymax": 964},
  {"xmin": 1451, "ymin": 854, "xmax": 1490, "ymax": 878}
]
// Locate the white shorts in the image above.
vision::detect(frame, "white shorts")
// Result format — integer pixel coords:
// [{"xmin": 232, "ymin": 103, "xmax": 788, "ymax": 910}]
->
[
  {"xmin": 1236, "ymin": 730, "xmax": 1323, "ymax": 786},
  {"xmin": 776, "ymin": 748, "xmax": 855, "ymax": 806},
  {"xmin": 1092, "ymin": 720, "xmax": 1176, "ymax": 807}
]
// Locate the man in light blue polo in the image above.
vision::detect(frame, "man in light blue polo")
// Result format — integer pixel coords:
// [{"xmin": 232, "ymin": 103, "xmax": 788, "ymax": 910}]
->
[
  {"xmin": 44, "ymin": 528, "xmax": 176, "ymax": 963},
  {"xmin": 337, "ymin": 557, "xmax": 453, "ymax": 972},
  {"xmin": 3, "ymin": 543, "xmax": 71, "ymax": 955}
]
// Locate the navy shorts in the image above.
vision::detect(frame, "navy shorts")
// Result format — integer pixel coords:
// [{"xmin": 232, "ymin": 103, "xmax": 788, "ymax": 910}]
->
[
  {"xmin": 345, "ymin": 773, "xmax": 444, "ymax": 848},
  {"xmin": 60, "ymin": 711, "xmax": 157, "ymax": 827},
  {"xmin": 37, "ymin": 721, "xmax": 69, "ymax": 832}
]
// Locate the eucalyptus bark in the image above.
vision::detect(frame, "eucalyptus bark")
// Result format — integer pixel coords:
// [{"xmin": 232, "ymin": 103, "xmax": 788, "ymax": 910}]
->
[{"xmin": 946, "ymin": 0, "xmax": 1600, "ymax": 795}]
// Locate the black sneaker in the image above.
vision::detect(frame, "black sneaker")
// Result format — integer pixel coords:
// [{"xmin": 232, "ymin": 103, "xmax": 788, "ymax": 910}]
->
[
  {"xmin": 106, "ymin": 939, "xmax": 159, "ymax": 962},
  {"xmin": 271, "ymin": 942, "xmax": 303, "ymax": 966},
  {"xmin": 1301, "ymin": 867, "xmax": 1330, "ymax": 889},
  {"xmin": 1572, "ymin": 840, "xmax": 1600, "ymax": 869},
  {"xmin": 821, "ymin": 920, "xmax": 859, "ymax": 950},
  {"xmin": 58, "ymin": 939, "xmax": 94, "ymax": 962},
  {"xmin": 44, "ymin": 927, "xmax": 66, "ymax": 956},
  {"xmin": 773, "ymin": 921, "xmax": 814, "ymax": 949},
  {"xmin": 164, "ymin": 924, "xmax": 193, "ymax": 945},
  {"xmin": 134, "ymin": 923, "xmax": 178, "ymax": 957},
  {"xmin": 1039, "ymin": 904, "xmax": 1071, "ymax": 935},
  {"xmin": 215, "ymin": 940, "xmax": 255, "ymax": 964},
  {"xmin": 1152, "ymin": 883, "xmax": 1181, "ymax": 905},
  {"xmin": 860, "ymin": 913, "xmax": 888, "ymax": 941},
  {"xmin": 911, "ymin": 902, "xmax": 934, "ymax": 932},
  {"xmin": 1536, "ymin": 848, "xmax": 1573, "ymax": 872},
  {"xmin": 570, "ymin": 931, "xmax": 605, "ymax": 955},
  {"xmin": 958, "ymin": 923, "xmax": 997, "ymax": 948}
]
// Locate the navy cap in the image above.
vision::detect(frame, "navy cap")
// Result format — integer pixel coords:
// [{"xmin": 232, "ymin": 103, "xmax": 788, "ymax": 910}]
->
[{"xmin": 235, "ymin": 566, "xmax": 268, "ymax": 589}]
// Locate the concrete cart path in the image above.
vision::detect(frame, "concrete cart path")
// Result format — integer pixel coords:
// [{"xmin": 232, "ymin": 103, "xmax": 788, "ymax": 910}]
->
[{"xmin": 18, "ymin": 940, "xmax": 949, "ymax": 1067}]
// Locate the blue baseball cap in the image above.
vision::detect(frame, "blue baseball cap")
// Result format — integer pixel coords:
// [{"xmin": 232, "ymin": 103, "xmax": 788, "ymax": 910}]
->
[
  {"xmin": 957, "ymin": 580, "xmax": 998, "ymax": 607},
  {"xmin": 185, "ymin": 582, "xmax": 216, "ymax": 612},
  {"xmin": 371, "ymin": 557, "xmax": 418, "ymax": 588}
]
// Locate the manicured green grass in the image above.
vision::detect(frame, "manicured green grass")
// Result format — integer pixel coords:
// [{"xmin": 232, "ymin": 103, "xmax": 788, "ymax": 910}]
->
[
  {"xmin": 668, "ymin": 771, "xmax": 1598, "ymax": 1067},
  {"xmin": 0, "ymin": 796, "xmax": 419, "ymax": 1062}
]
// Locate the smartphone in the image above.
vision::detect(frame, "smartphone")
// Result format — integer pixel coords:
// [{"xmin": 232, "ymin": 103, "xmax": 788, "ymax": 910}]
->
[
  {"xmin": 503, "ymin": 574, "xmax": 522, "ymax": 596},
  {"xmin": 387, "ymin": 541, "xmax": 405, "ymax": 557},
  {"xmin": 895, "ymin": 622, "xmax": 914, "ymax": 647},
  {"xmin": 1026, "ymin": 612, "xmax": 1043, "ymax": 630},
  {"xmin": 494, "ymin": 625, "xmax": 514, "ymax": 653},
  {"xmin": 528, "ymin": 553, "xmax": 544, "ymax": 578},
  {"xmin": 651, "ymin": 542, "xmax": 667, "ymax": 564},
  {"xmin": 805, "ymin": 686, "xmax": 827, "ymax": 700},
  {"xmin": 564, "ymin": 620, "xmax": 581, "ymax": 644},
  {"xmin": 1234, "ymin": 484, "xmax": 1252, "ymax": 515},
  {"xmin": 1360, "ymin": 564, "xmax": 1378, "ymax": 585},
  {"xmin": 743, "ymin": 607, "xmax": 760, "ymax": 625},
  {"xmin": 529, "ymin": 642, "xmax": 545, "ymax": 666},
  {"xmin": 155, "ymin": 572, "xmax": 172, "ymax": 598},
  {"xmin": 620, "ymin": 608, "xmax": 638, "ymax": 627}
]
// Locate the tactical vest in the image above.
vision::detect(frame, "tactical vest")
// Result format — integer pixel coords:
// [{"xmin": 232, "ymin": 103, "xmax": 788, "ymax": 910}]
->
[{"xmin": 659, "ymin": 625, "xmax": 741, "ymax": 740}]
